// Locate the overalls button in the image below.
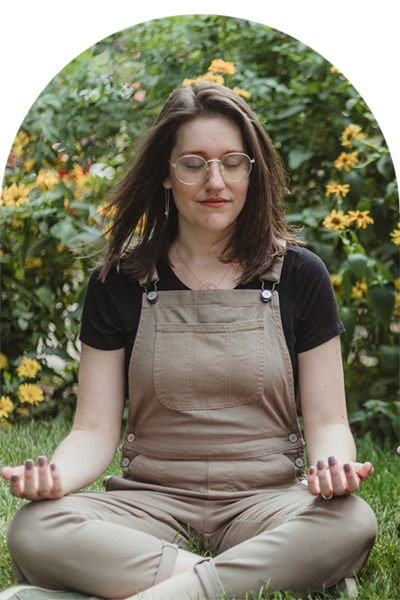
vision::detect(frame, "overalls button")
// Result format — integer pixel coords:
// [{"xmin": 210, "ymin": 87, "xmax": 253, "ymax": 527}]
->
[
  {"xmin": 127, "ymin": 433, "xmax": 136, "ymax": 443},
  {"xmin": 121, "ymin": 458, "xmax": 130, "ymax": 468},
  {"xmin": 295, "ymin": 458, "xmax": 304, "ymax": 468},
  {"xmin": 288, "ymin": 433, "xmax": 298, "ymax": 443}
]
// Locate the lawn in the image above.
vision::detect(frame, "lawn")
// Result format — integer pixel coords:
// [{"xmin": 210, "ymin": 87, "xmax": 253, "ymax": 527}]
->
[{"xmin": 0, "ymin": 421, "xmax": 399, "ymax": 598}]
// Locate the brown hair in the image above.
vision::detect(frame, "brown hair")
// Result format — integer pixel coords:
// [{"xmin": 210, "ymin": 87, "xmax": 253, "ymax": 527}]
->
[{"xmin": 98, "ymin": 82, "xmax": 302, "ymax": 284}]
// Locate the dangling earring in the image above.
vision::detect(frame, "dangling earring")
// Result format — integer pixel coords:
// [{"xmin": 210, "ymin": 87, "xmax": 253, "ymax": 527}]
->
[{"xmin": 165, "ymin": 188, "xmax": 170, "ymax": 218}]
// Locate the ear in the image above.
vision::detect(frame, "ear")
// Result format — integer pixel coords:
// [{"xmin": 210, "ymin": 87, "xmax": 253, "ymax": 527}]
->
[{"xmin": 163, "ymin": 176, "xmax": 172, "ymax": 190}]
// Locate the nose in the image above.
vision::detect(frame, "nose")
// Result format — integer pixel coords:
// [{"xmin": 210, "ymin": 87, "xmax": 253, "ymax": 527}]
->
[{"xmin": 205, "ymin": 161, "xmax": 225, "ymax": 191}]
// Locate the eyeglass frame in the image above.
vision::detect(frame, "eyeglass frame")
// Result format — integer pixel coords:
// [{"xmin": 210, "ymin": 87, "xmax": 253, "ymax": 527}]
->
[{"xmin": 168, "ymin": 152, "xmax": 255, "ymax": 186}]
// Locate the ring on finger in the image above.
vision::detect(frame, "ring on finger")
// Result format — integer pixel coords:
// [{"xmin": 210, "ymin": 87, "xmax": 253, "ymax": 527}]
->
[{"xmin": 321, "ymin": 492, "xmax": 334, "ymax": 500}]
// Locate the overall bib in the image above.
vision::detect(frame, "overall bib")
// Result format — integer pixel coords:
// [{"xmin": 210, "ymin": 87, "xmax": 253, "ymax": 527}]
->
[{"xmin": 7, "ymin": 257, "xmax": 377, "ymax": 598}]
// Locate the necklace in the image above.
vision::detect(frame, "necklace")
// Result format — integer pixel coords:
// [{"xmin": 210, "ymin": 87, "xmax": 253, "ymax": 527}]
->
[{"xmin": 174, "ymin": 243, "xmax": 233, "ymax": 290}]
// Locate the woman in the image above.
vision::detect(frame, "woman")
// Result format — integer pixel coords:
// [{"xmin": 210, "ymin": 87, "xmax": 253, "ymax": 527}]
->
[{"xmin": 1, "ymin": 83, "xmax": 377, "ymax": 600}]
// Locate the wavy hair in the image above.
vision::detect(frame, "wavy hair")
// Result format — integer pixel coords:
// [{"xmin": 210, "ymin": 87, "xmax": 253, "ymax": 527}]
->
[{"xmin": 98, "ymin": 82, "xmax": 302, "ymax": 284}]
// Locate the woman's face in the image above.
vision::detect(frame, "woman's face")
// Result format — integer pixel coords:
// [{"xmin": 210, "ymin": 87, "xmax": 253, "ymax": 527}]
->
[{"xmin": 163, "ymin": 117, "xmax": 250, "ymax": 240}]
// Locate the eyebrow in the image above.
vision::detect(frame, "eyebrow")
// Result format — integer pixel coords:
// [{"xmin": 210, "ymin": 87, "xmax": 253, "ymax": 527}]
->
[{"xmin": 179, "ymin": 149, "xmax": 245, "ymax": 157}]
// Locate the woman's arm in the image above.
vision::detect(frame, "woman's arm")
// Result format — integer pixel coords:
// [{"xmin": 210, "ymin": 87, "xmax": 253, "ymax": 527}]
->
[
  {"xmin": 1, "ymin": 343, "xmax": 126, "ymax": 500},
  {"xmin": 298, "ymin": 335, "xmax": 373, "ymax": 497}
]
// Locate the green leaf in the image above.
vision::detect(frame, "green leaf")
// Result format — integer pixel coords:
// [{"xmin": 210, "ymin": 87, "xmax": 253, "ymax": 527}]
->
[
  {"xmin": 276, "ymin": 104, "xmax": 307, "ymax": 119},
  {"xmin": 378, "ymin": 345, "xmax": 400, "ymax": 373},
  {"xmin": 49, "ymin": 220, "xmax": 77, "ymax": 243},
  {"xmin": 340, "ymin": 270, "xmax": 353, "ymax": 304},
  {"xmin": 347, "ymin": 253, "xmax": 369, "ymax": 281},
  {"xmin": 369, "ymin": 283, "xmax": 396, "ymax": 328},
  {"xmin": 288, "ymin": 149, "xmax": 314, "ymax": 170},
  {"xmin": 339, "ymin": 306, "xmax": 356, "ymax": 351},
  {"xmin": 35, "ymin": 286, "xmax": 55, "ymax": 311}
]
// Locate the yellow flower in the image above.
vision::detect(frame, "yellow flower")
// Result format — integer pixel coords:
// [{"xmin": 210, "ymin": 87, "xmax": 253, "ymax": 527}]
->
[
  {"xmin": 16, "ymin": 407, "xmax": 30, "ymax": 417},
  {"xmin": 394, "ymin": 278, "xmax": 400, "ymax": 304},
  {"xmin": 334, "ymin": 151, "xmax": 359, "ymax": 172},
  {"xmin": 0, "ymin": 396, "xmax": 14, "ymax": 419},
  {"xmin": 25, "ymin": 256, "xmax": 42, "ymax": 269},
  {"xmin": 12, "ymin": 131, "xmax": 36, "ymax": 157},
  {"xmin": 348, "ymin": 210, "xmax": 374, "ymax": 229},
  {"xmin": 341, "ymin": 124, "xmax": 366, "ymax": 148},
  {"xmin": 24, "ymin": 157, "xmax": 36, "ymax": 173},
  {"xmin": 208, "ymin": 59, "xmax": 235, "ymax": 75},
  {"xmin": 1, "ymin": 182, "xmax": 32, "ymax": 207},
  {"xmin": 232, "ymin": 87, "xmax": 252, "ymax": 99},
  {"xmin": 196, "ymin": 72, "xmax": 225, "ymax": 85},
  {"xmin": 0, "ymin": 353, "xmax": 8, "ymax": 370},
  {"xmin": 17, "ymin": 356, "xmax": 42, "ymax": 378},
  {"xmin": 330, "ymin": 274, "xmax": 342, "ymax": 293},
  {"xmin": 97, "ymin": 203, "xmax": 117, "ymax": 218},
  {"xmin": 351, "ymin": 278, "xmax": 368, "ymax": 299},
  {"xmin": 62, "ymin": 164, "xmax": 91, "ymax": 200},
  {"xmin": 36, "ymin": 169, "xmax": 60, "ymax": 192},
  {"xmin": 135, "ymin": 215, "xmax": 146, "ymax": 234},
  {"xmin": 322, "ymin": 209, "xmax": 352, "ymax": 232},
  {"xmin": 18, "ymin": 383, "xmax": 45, "ymax": 405},
  {"xmin": 182, "ymin": 79, "xmax": 197, "ymax": 87},
  {"xmin": 390, "ymin": 223, "xmax": 400, "ymax": 246},
  {"xmin": 325, "ymin": 183, "xmax": 350, "ymax": 199},
  {"xmin": 330, "ymin": 66, "xmax": 341, "ymax": 74}
]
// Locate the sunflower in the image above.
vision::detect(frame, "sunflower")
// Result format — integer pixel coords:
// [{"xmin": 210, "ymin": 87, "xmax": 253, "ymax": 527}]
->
[
  {"xmin": 322, "ymin": 210, "xmax": 352, "ymax": 232},
  {"xmin": 348, "ymin": 210, "xmax": 374, "ymax": 229},
  {"xmin": 334, "ymin": 151, "xmax": 359, "ymax": 172},
  {"xmin": 1, "ymin": 182, "xmax": 32, "ymax": 207},
  {"xmin": 325, "ymin": 184, "xmax": 350, "ymax": 199},
  {"xmin": 0, "ymin": 353, "xmax": 8, "ymax": 370},
  {"xmin": 351, "ymin": 278, "xmax": 368, "ymax": 299},
  {"xmin": 36, "ymin": 169, "xmax": 60, "ymax": 192},
  {"xmin": 341, "ymin": 125, "xmax": 366, "ymax": 148},
  {"xmin": 390, "ymin": 223, "xmax": 400, "ymax": 246}
]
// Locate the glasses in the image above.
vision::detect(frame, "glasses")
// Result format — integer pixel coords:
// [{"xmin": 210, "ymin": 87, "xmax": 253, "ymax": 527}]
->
[{"xmin": 169, "ymin": 153, "xmax": 255, "ymax": 185}]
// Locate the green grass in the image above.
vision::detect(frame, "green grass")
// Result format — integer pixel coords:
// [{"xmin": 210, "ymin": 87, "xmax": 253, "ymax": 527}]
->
[{"xmin": 0, "ymin": 422, "xmax": 399, "ymax": 598}]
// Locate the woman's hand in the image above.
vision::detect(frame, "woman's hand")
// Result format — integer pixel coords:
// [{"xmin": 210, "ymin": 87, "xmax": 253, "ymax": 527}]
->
[
  {"xmin": 1, "ymin": 456, "xmax": 65, "ymax": 501},
  {"xmin": 307, "ymin": 456, "xmax": 374, "ymax": 498}
]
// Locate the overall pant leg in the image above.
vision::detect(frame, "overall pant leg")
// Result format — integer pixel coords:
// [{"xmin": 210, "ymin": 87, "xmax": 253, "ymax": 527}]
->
[
  {"xmin": 7, "ymin": 490, "xmax": 185, "ymax": 599},
  {"xmin": 193, "ymin": 485, "xmax": 377, "ymax": 598}
]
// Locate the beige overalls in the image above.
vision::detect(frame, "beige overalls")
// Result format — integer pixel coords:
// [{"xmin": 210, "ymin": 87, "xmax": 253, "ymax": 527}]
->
[{"xmin": 7, "ymin": 257, "xmax": 377, "ymax": 598}]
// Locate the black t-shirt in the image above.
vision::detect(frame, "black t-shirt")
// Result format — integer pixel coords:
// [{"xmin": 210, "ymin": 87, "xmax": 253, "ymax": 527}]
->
[{"xmin": 79, "ymin": 246, "xmax": 345, "ymax": 391}]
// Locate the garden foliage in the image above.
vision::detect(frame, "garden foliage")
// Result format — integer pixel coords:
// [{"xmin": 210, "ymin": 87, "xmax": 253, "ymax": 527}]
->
[{"xmin": 1, "ymin": 16, "xmax": 398, "ymax": 441}]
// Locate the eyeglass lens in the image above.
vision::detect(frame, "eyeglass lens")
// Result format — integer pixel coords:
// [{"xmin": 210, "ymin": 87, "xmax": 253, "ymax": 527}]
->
[{"xmin": 175, "ymin": 153, "xmax": 252, "ymax": 184}]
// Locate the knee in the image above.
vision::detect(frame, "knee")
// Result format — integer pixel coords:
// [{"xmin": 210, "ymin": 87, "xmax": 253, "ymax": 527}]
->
[
  {"xmin": 7, "ymin": 499, "xmax": 63, "ymax": 562},
  {"xmin": 335, "ymin": 494, "xmax": 377, "ymax": 554}
]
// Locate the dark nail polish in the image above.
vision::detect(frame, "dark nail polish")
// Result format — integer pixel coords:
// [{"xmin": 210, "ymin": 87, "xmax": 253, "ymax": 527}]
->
[
  {"xmin": 317, "ymin": 460, "xmax": 324, "ymax": 470},
  {"xmin": 309, "ymin": 467, "xmax": 315, "ymax": 475},
  {"xmin": 328, "ymin": 456, "xmax": 336, "ymax": 467},
  {"xmin": 38, "ymin": 457, "xmax": 45, "ymax": 467},
  {"xmin": 344, "ymin": 463, "xmax": 351, "ymax": 473},
  {"xmin": 25, "ymin": 460, "xmax": 33, "ymax": 470},
  {"xmin": 11, "ymin": 475, "xmax": 18, "ymax": 482},
  {"xmin": 50, "ymin": 463, "xmax": 56, "ymax": 471}
]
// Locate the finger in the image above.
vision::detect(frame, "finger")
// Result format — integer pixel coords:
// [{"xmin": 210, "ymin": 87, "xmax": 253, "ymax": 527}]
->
[
  {"xmin": 9, "ymin": 473, "xmax": 24, "ymax": 498},
  {"xmin": 355, "ymin": 461, "xmax": 374, "ymax": 482},
  {"xmin": 23, "ymin": 460, "xmax": 38, "ymax": 499},
  {"xmin": 317, "ymin": 460, "xmax": 333, "ymax": 497},
  {"xmin": 49, "ymin": 463, "xmax": 64, "ymax": 497},
  {"xmin": 37, "ymin": 456, "xmax": 51, "ymax": 497},
  {"xmin": 307, "ymin": 466, "xmax": 320, "ymax": 496},
  {"xmin": 327, "ymin": 456, "xmax": 347, "ymax": 496},
  {"xmin": 1, "ymin": 465, "xmax": 25, "ymax": 480},
  {"xmin": 343, "ymin": 463, "xmax": 361, "ymax": 493}
]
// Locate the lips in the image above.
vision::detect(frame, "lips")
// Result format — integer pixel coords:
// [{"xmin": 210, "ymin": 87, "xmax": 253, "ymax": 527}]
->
[{"xmin": 199, "ymin": 198, "xmax": 229, "ymax": 207}]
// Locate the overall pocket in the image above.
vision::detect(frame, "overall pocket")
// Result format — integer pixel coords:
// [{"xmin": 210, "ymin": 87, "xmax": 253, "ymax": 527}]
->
[{"xmin": 154, "ymin": 320, "xmax": 264, "ymax": 411}]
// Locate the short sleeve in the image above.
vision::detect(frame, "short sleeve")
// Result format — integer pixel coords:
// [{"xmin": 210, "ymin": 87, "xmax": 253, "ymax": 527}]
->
[
  {"xmin": 79, "ymin": 266, "xmax": 129, "ymax": 350},
  {"xmin": 291, "ymin": 249, "xmax": 345, "ymax": 354}
]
